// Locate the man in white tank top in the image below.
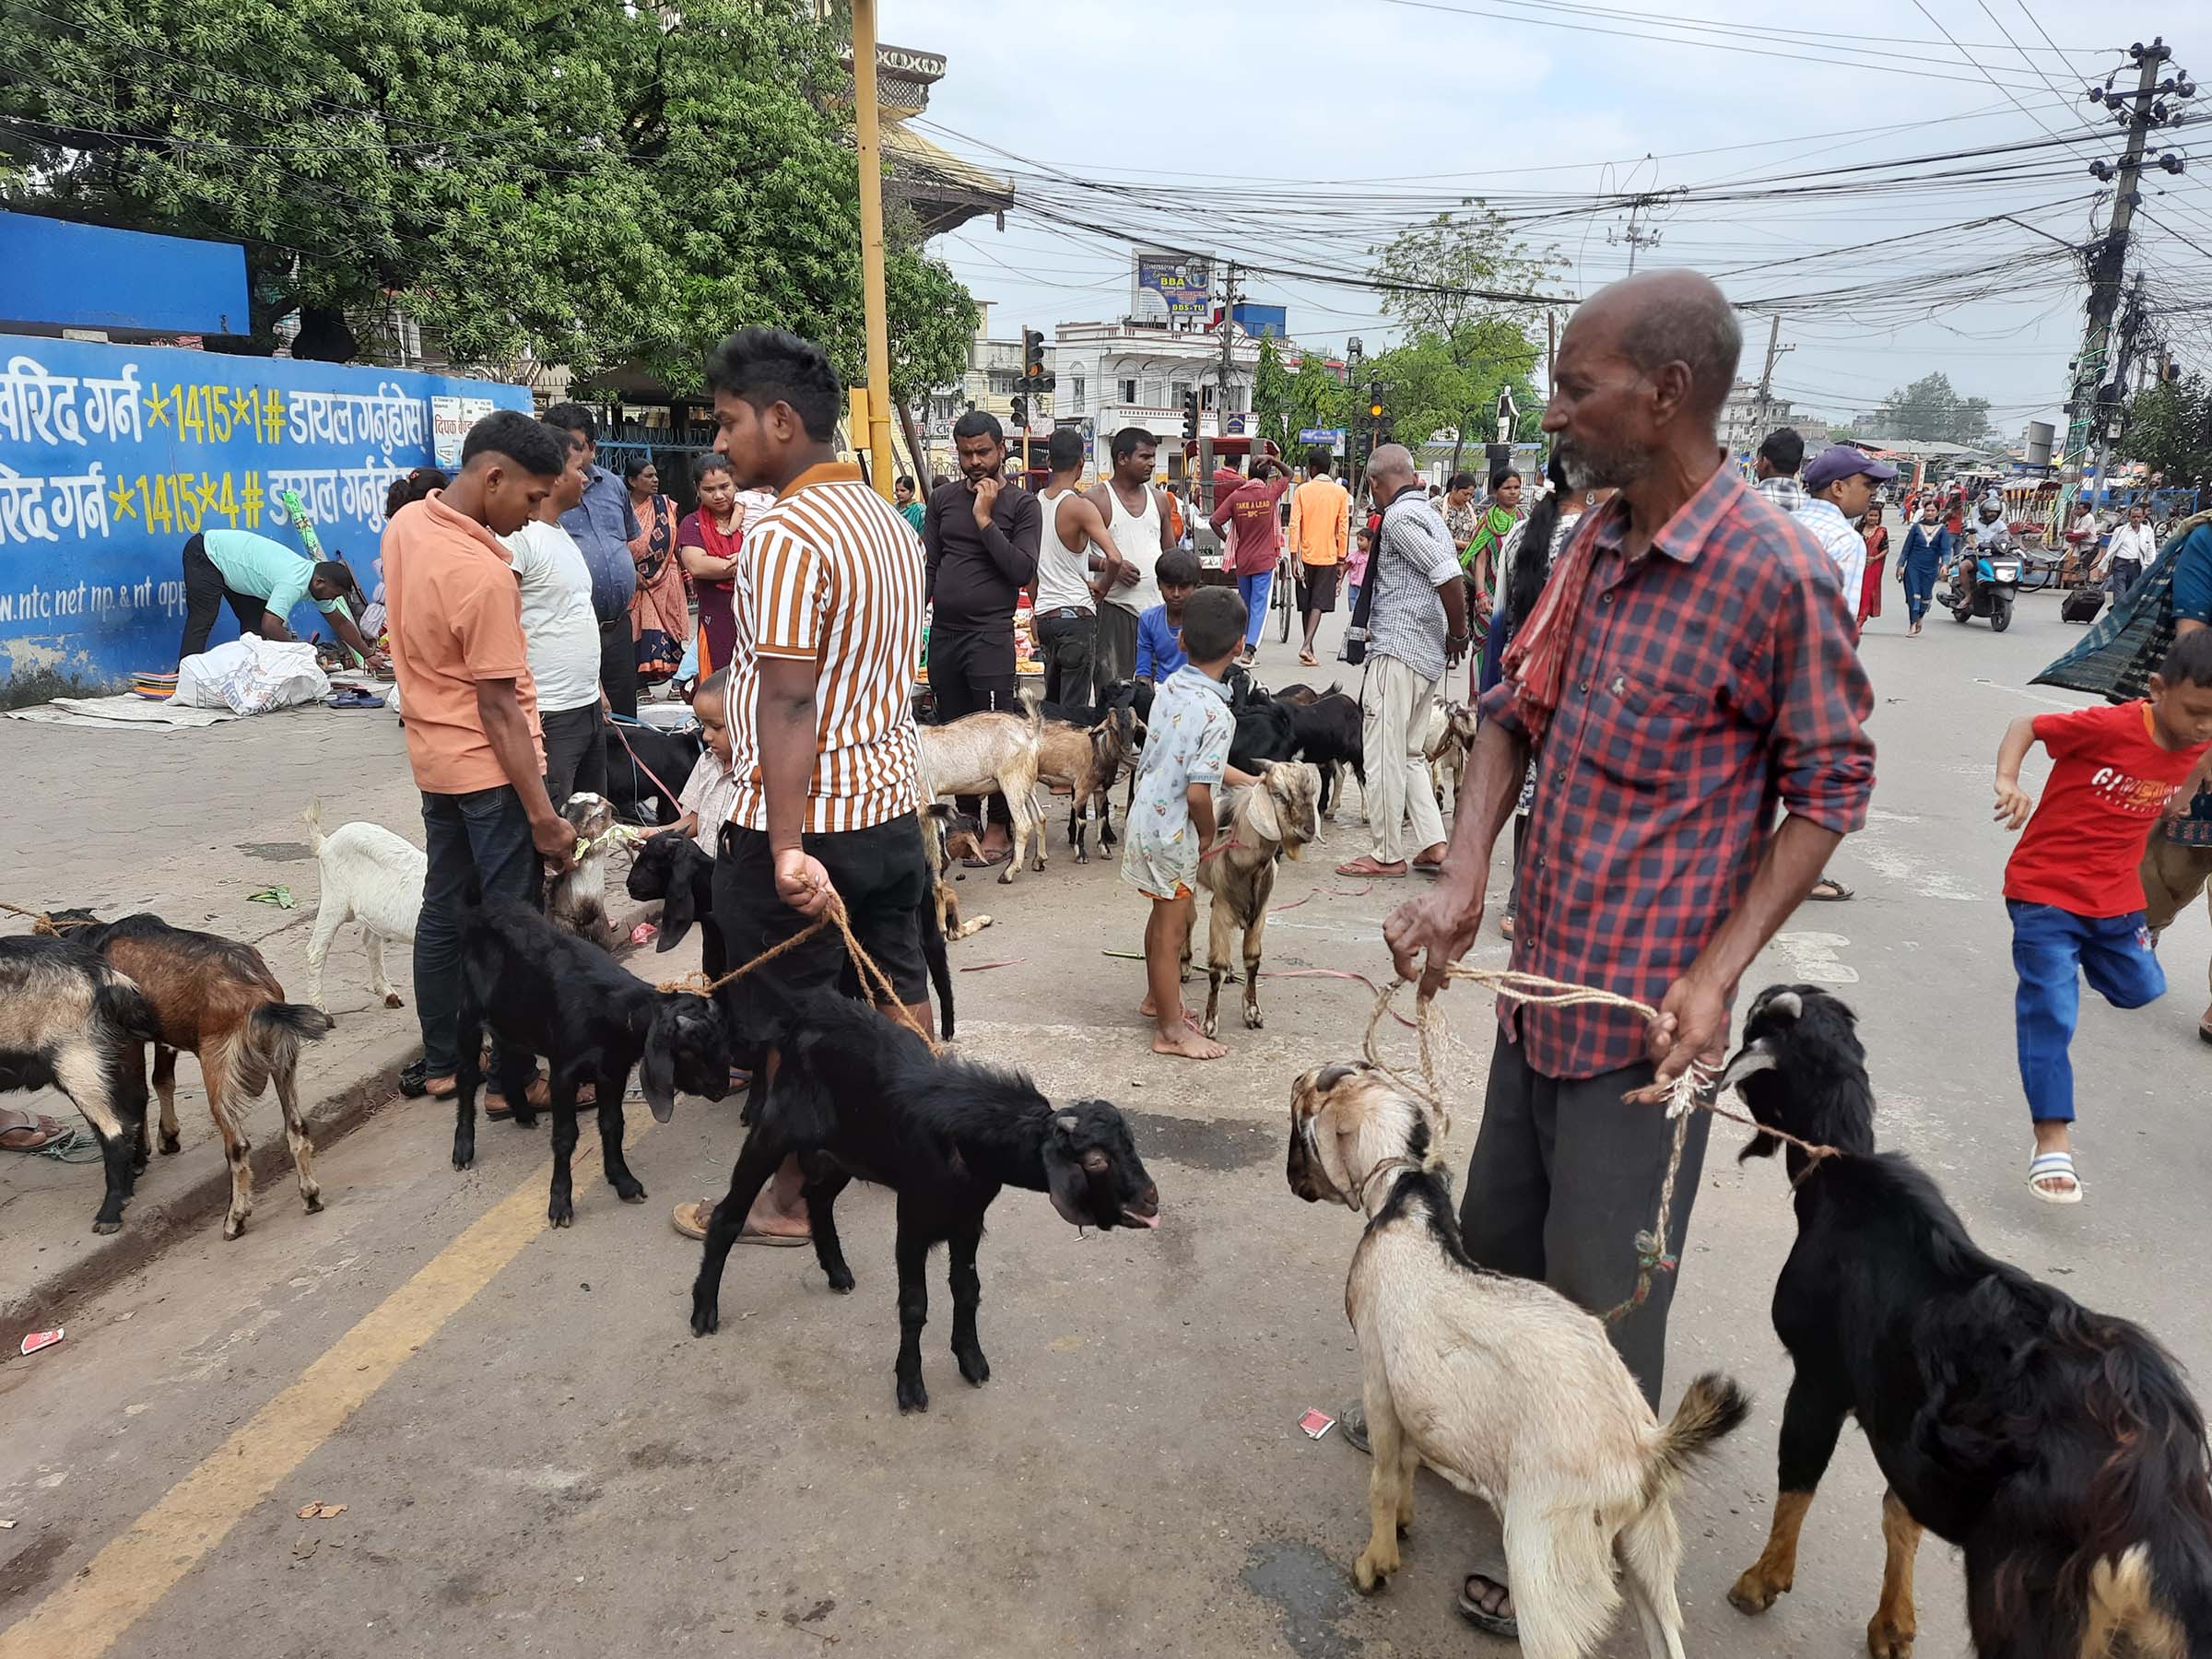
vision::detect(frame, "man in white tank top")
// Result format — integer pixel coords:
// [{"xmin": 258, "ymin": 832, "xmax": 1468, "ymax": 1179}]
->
[
  {"xmin": 1086, "ymin": 426, "xmax": 1176, "ymax": 691},
  {"xmin": 1031, "ymin": 427, "xmax": 1128, "ymax": 710}
]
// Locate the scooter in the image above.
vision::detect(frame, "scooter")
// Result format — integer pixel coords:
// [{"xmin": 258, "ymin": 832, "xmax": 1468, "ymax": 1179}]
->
[{"xmin": 1942, "ymin": 543, "xmax": 2022, "ymax": 632}]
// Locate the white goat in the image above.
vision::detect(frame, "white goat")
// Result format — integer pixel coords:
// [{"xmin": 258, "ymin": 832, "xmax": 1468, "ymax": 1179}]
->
[
  {"xmin": 1421, "ymin": 700, "xmax": 1480, "ymax": 817},
  {"xmin": 302, "ymin": 799, "xmax": 424, "ymax": 1011},
  {"xmin": 914, "ymin": 688, "xmax": 1046, "ymax": 884},
  {"xmin": 1286, "ymin": 1063, "xmax": 1749, "ymax": 1659}
]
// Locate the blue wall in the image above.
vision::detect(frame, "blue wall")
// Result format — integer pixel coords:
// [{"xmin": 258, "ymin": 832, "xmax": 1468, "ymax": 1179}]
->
[
  {"xmin": 0, "ymin": 335, "xmax": 529, "ymax": 700},
  {"xmin": 0, "ymin": 213, "xmax": 251, "ymax": 336}
]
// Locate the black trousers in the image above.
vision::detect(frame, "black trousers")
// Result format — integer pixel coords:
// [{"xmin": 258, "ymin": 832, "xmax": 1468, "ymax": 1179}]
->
[
  {"xmin": 179, "ymin": 534, "xmax": 265, "ymax": 660},
  {"xmin": 415, "ymin": 785, "xmax": 541, "ymax": 1076},
  {"xmin": 930, "ymin": 625, "xmax": 1018, "ymax": 830},
  {"xmin": 540, "ymin": 702, "xmax": 606, "ymax": 808},
  {"xmin": 1034, "ymin": 607, "xmax": 1096, "ymax": 712},
  {"xmin": 1459, "ymin": 1030, "xmax": 1711, "ymax": 1406},
  {"xmin": 597, "ymin": 617, "xmax": 638, "ymax": 720}
]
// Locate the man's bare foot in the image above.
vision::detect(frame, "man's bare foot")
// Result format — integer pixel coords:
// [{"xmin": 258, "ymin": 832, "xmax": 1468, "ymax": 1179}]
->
[
  {"xmin": 1153, "ymin": 1026, "xmax": 1227, "ymax": 1060},
  {"xmin": 1137, "ymin": 996, "xmax": 1204, "ymax": 1030},
  {"xmin": 744, "ymin": 1195, "xmax": 811, "ymax": 1241}
]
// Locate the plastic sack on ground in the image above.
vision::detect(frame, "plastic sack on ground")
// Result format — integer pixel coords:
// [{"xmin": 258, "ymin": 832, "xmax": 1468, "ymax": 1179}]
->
[{"xmin": 173, "ymin": 635, "xmax": 331, "ymax": 715}]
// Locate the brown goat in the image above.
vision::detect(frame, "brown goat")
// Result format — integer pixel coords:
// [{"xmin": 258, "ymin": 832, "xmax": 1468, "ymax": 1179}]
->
[
  {"xmin": 52, "ymin": 910, "xmax": 332, "ymax": 1240},
  {"xmin": 1034, "ymin": 706, "xmax": 1139, "ymax": 864}
]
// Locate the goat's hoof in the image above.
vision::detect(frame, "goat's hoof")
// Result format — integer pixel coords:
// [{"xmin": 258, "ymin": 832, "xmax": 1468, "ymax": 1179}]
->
[
  {"xmin": 1728, "ymin": 1570, "xmax": 1789, "ymax": 1615},
  {"xmin": 1244, "ymin": 1007, "xmax": 1265, "ymax": 1030},
  {"xmin": 1353, "ymin": 1548, "xmax": 1396, "ymax": 1594},
  {"xmin": 826, "ymin": 1267, "xmax": 856, "ymax": 1294},
  {"xmin": 690, "ymin": 1296, "xmax": 720, "ymax": 1337},
  {"xmin": 453, "ymin": 1148, "xmax": 475, "ymax": 1171},
  {"xmin": 1201, "ymin": 1014, "xmax": 1220, "ymax": 1038},
  {"xmin": 223, "ymin": 1217, "xmax": 247, "ymax": 1241},
  {"xmin": 1866, "ymin": 1614, "xmax": 1915, "ymax": 1659},
  {"xmin": 159, "ymin": 1134, "xmax": 181, "ymax": 1156},
  {"xmin": 383, "ymin": 993, "xmax": 405, "ymax": 1009},
  {"xmin": 956, "ymin": 1347, "xmax": 991, "ymax": 1385},
  {"xmin": 896, "ymin": 1377, "xmax": 929, "ymax": 1413},
  {"xmin": 1075, "ymin": 852, "xmax": 1088, "ymax": 865},
  {"xmin": 91, "ymin": 1217, "xmax": 123, "ymax": 1235},
  {"xmin": 614, "ymin": 1180, "xmax": 646, "ymax": 1204},
  {"xmin": 303, "ymin": 1191, "xmax": 324, "ymax": 1213},
  {"xmin": 548, "ymin": 1200, "xmax": 574, "ymax": 1228},
  {"xmin": 130, "ymin": 1151, "xmax": 148, "ymax": 1177}
]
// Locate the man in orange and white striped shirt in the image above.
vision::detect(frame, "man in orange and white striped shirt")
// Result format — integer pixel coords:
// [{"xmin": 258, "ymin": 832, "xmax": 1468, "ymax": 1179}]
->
[{"xmin": 673, "ymin": 327, "xmax": 932, "ymax": 1246}]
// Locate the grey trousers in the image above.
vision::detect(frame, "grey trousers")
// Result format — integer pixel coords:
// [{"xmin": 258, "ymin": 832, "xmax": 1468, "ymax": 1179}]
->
[{"xmin": 1459, "ymin": 1029, "xmax": 1712, "ymax": 1407}]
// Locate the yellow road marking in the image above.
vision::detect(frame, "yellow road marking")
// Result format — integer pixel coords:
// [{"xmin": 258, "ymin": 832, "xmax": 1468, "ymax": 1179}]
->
[{"xmin": 0, "ymin": 1131, "xmax": 652, "ymax": 1659}]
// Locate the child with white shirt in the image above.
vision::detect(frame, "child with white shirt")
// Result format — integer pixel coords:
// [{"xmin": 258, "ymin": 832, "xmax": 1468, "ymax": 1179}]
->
[{"xmin": 667, "ymin": 668, "xmax": 738, "ymax": 855}]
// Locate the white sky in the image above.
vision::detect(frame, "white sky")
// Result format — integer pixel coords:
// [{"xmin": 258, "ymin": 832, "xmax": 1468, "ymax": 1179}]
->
[{"xmin": 885, "ymin": 0, "xmax": 2209, "ymax": 442}]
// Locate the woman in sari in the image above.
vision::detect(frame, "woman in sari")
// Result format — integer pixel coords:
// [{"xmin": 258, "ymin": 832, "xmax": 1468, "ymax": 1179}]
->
[
  {"xmin": 627, "ymin": 456, "xmax": 686, "ymax": 684},
  {"xmin": 677, "ymin": 454, "xmax": 742, "ymax": 678},
  {"xmin": 1459, "ymin": 466, "xmax": 1522, "ymax": 696},
  {"xmin": 1858, "ymin": 501, "xmax": 1889, "ymax": 633}
]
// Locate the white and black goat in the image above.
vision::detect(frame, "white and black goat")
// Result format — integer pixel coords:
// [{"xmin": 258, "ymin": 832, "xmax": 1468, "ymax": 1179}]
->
[
  {"xmin": 451, "ymin": 889, "xmax": 732, "ymax": 1228},
  {"xmin": 1720, "ymin": 984, "xmax": 2212, "ymax": 1659},
  {"xmin": 0, "ymin": 935, "xmax": 162, "ymax": 1233},
  {"xmin": 688, "ymin": 991, "xmax": 1159, "ymax": 1412}
]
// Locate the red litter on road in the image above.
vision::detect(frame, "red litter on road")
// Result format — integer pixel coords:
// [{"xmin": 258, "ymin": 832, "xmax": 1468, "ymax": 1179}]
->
[
  {"xmin": 1299, "ymin": 1408, "xmax": 1336, "ymax": 1441},
  {"xmin": 19, "ymin": 1328, "xmax": 62, "ymax": 1357}
]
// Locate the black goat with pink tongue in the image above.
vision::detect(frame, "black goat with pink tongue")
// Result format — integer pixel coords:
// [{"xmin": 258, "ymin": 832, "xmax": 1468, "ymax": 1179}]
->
[{"xmin": 689, "ymin": 990, "xmax": 1159, "ymax": 1412}]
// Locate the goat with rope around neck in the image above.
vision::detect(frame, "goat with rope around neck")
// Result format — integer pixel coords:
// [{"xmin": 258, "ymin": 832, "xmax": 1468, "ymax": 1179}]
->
[{"xmin": 1286, "ymin": 1058, "xmax": 1751, "ymax": 1656}]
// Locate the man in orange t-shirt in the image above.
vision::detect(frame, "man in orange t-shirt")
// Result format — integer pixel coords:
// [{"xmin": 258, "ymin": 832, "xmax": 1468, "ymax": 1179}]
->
[
  {"xmin": 1288, "ymin": 447, "xmax": 1350, "ymax": 665},
  {"xmin": 383, "ymin": 409, "xmax": 574, "ymax": 1100}
]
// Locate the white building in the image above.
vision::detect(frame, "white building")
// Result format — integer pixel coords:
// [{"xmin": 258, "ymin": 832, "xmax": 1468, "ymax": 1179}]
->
[
  {"xmin": 1053, "ymin": 318, "xmax": 1264, "ymax": 479},
  {"xmin": 919, "ymin": 302, "xmax": 1057, "ymax": 478}
]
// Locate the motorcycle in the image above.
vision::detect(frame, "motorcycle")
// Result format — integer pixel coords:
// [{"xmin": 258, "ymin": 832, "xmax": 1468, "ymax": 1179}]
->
[{"xmin": 1941, "ymin": 541, "xmax": 2022, "ymax": 632}]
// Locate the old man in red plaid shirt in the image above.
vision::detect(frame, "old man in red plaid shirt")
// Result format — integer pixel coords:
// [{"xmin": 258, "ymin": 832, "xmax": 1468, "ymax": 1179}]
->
[{"xmin": 1379, "ymin": 269, "xmax": 1874, "ymax": 1638}]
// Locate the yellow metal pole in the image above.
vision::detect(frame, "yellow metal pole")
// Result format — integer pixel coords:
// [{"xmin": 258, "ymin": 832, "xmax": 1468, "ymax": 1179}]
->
[{"xmin": 851, "ymin": 0, "xmax": 896, "ymax": 500}]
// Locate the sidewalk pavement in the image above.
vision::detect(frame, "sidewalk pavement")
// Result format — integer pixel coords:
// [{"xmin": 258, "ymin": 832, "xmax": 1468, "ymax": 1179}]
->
[{"xmin": 0, "ymin": 702, "xmax": 675, "ymax": 1348}]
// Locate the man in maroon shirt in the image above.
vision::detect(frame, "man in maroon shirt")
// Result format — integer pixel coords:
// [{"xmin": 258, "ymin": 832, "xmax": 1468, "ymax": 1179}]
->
[
  {"xmin": 1211, "ymin": 454, "xmax": 1291, "ymax": 665},
  {"xmin": 1372, "ymin": 270, "xmax": 1874, "ymax": 1637}
]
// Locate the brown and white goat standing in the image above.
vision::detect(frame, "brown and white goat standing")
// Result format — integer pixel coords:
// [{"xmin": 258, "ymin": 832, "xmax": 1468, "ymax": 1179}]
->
[
  {"xmin": 1190, "ymin": 761, "xmax": 1322, "ymax": 1036},
  {"xmin": 53, "ymin": 911, "xmax": 332, "ymax": 1240}
]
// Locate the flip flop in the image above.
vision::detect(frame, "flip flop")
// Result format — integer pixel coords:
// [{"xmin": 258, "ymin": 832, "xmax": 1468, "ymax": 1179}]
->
[
  {"xmin": 2028, "ymin": 1149, "xmax": 2083, "ymax": 1205},
  {"xmin": 1299, "ymin": 651, "xmax": 1319, "ymax": 666},
  {"xmin": 1808, "ymin": 876, "xmax": 1854, "ymax": 901},
  {"xmin": 1335, "ymin": 858, "xmax": 1408, "ymax": 878},
  {"xmin": 671, "ymin": 1199, "xmax": 811, "ymax": 1243},
  {"xmin": 961, "ymin": 847, "xmax": 1014, "ymax": 869},
  {"xmin": 0, "ymin": 1110, "xmax": 65, "ymax": 1152},
  {"xmin": 1457, "ymin": 1574, "xmax": 1520, "ymax": 1639}
]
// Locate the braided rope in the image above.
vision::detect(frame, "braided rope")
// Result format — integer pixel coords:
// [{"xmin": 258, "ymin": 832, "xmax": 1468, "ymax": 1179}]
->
[
  {"xmin": 654, "ymin": 897, "xmax": 939, "ymax": 1054},
  {"xmin": 1360, "ymin": 966, "xmax": 1836, "ymax": 1327}
]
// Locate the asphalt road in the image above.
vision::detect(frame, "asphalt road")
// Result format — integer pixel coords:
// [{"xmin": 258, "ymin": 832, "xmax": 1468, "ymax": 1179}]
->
[{"xmin": 3, "ymin": 582, "xmax": 2207, "ymax": 1659}]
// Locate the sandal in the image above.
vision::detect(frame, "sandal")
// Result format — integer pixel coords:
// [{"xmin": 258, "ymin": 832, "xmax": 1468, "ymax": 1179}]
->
[
  {"xmin": 671, "ymin": 1199, "xmax": 810, "ymax": 1244},
  {"xmin": 1457, "ymin": 1573, "xmax": 1520, "ymax": 1638},
  {"xmin": 1335, "ymin": 857, "xmax": 1408, "ymax": 878},
  {"xmin": 0, "ymin": 1108, "xmax": 65, "ymax": 1152},
  {"xmin": 2028, "ymin": 1149, "xmax": 2083, "ymax": 1205},
  {"xmin": 1299, "ymin": 651, "xmax": 1318, "ymax": 667},
  {"xmin": 1808, "ymin": 876, "xmax": 1854, "ymax": 902},
  {"xmin": 960, "ymin": 846, "xmax": 1014, "ymax": 869}
]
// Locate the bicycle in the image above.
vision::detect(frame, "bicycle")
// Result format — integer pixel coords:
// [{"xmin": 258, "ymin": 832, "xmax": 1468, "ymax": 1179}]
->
[{"xmin": 1275, "ymin": 549, "xmax": 1294, "ymax": 642}]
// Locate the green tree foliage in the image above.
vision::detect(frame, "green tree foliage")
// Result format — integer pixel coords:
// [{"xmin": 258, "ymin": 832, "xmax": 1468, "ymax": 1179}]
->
[
  {"xmin": 1865, "ymin": 372, "xmax": 1994, "ymax": 446},
  {"xmin": 2117, "ymin": 373, "xmax": 2212, "ymax": 484},
  {"xmin": 0, "ymin": 0, "xmax": 973, "ymax": 397},
  {"xmin": 1364, "ymin": 211, "xmax": 1550, "ymax": 470}
]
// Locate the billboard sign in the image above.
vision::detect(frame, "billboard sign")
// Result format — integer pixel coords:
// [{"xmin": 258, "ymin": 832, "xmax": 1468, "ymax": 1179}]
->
[
  {"xmin": 1135, "ymin": 251, "xmax": 1213, "ymax": 317},
  {"xmin": 0, "ymin": 334, "xmax": 529, "ymax": 698}
]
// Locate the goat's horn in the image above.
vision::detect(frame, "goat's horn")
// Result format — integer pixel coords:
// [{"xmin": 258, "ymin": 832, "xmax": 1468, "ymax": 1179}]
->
[{"xmin": 1716, "ymin": 1042, "xmax": 1777, "ymax": 1093}]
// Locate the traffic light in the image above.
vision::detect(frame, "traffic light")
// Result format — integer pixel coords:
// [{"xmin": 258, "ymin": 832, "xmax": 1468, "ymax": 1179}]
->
[
  {"xmin": 1182, "ymin": 389, "xmax": 1200, "ymax": 442},
  {"xmin": 1010, "ymin": 394, "xmax": 1028, "ymax": 429},
  {"xmin": 1366, "ymin": 380, "xmax": 1390, "ymax": 447},
  {"xmin": 1022, "ymin": 328, "xmax": 1045, "ymax": 382}
]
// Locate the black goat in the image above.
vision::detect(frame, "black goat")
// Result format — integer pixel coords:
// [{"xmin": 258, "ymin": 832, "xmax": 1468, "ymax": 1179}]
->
[
  {"xmin": 451, "ymin": 891, "xmax": 733, "ymax": 1227},
  {"xmin": 1721, "ymin": 984, "xmax": 2212, "ymax": 1659},
  {"xmin": 626, "ymin": 831, "xmax": 724, "ymax": 981},
  {"xmin": 1230, "ymin": 693, "xmax": 1298, "ymax": 773},
  {"xmin": 1290, "ymin": 691, "xmax": 1365, "ymax": 821},
  {"xmin": 602, "ymin": 723, "xmax": 703, "ymax": 826},
  {"xmin": 0, "ymin": 935, "xmax": 161, "ymax": 1232},
  {"xmin": 689, "ymin": 992, "xmax": 1159, "ymax": 1411}
]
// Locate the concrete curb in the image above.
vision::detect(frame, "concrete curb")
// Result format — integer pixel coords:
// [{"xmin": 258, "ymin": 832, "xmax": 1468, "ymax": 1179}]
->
[{"xmin": 0, "ymin": 895, "xmax": 665, "ymax": 1353}]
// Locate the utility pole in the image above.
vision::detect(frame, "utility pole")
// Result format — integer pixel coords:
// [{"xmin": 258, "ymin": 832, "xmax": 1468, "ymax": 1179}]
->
[
  {"xmin": 1608, "ymin": 194, "xmax": 1665, "ymax": 273},
  {"xmin": 850, "ymin": 0, "xmax": 895, "ymax": 499},
  {"xmin": 2088, "ymin": 273, "xmax": 2150, "ymax": 514},
  {"xmin": 1752, "ymin": 315, "xmax": 1792, "ymax": 453},
  {"xmin": 2058, "ymin": 37, "xmax": 2194, "ymax": 523}
]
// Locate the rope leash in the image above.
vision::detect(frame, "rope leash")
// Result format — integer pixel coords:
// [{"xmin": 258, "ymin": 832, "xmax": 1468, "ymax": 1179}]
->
[
  {"xmin": 654, "ymin": 896, "xmax": 940, "ymax": 1055},
  {"xmin": 0, "ymin": 901, "xmax": 91, "ymax": 935},
  {"xmin": 608, "ymin": 715, "xmax": 686, "ymax": 808},
  {"xmin": 1359, "ymin": 968, "xmax": 1838, "ymax": 1328}
]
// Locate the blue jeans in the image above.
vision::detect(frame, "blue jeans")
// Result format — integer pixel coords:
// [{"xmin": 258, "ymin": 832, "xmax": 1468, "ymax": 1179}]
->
[
  {"xmin": 2008, "ymin": 899, "xmax": 2164, "ymax": 1124},
  {"xmin": 1902, "ymin": 555, "xmax": 1939, "ymax": 624},
  {"xmin": 1237, "ymin": 568, "xmax": 1273, "ymax": 649},
  {"xmin": 416, "ymin": 785, "xmax": 542, "ymax": 1074}
]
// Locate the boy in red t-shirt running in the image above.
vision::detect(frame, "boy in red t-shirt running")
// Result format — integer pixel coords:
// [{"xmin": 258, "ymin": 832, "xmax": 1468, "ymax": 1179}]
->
[{"xmin": 1994, "ymin": 631, "xmax": 2212, "ymax": 1204}]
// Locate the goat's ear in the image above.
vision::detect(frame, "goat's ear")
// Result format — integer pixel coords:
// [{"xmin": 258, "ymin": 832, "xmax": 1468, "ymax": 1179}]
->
[
  {"xmin": 1717, "ymin": 1039, "xmax": 1776, "ymax": 1095},
  {"xmin": 1242, "ymin": 780, "xmax": 1282, "ymax": 843},
  {"xmin": 640, "ymin": 1003, "xmax": 683, "ymax": 1123},
  {"xmin": 657, "ymin": 876, "xmax": 697, "ymax": 952}
]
